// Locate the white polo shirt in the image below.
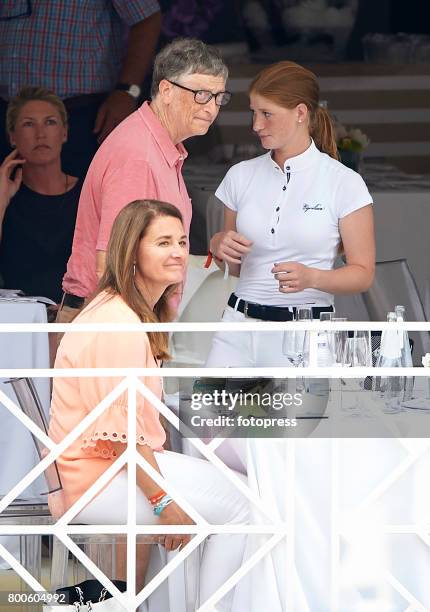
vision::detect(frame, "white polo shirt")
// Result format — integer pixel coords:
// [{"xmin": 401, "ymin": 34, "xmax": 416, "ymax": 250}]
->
[{"xmin": 215, "ymin": 140, "xmax": 373, "ymax": 307}]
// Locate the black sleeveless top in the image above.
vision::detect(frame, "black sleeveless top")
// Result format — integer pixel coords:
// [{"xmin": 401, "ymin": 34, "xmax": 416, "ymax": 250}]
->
[{"xmin": 0, "ymin": 179, "xmax": 82, "ymax": 303}]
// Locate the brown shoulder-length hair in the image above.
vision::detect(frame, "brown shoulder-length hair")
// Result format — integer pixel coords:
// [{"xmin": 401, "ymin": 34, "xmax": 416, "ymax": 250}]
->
[
  {"xmin": 249, "ymin": 61, "xmax": 339, "ymax": 160},
  {"xmin": 98, "ymin": 199, "xmax": 184, "ymax": 361}
]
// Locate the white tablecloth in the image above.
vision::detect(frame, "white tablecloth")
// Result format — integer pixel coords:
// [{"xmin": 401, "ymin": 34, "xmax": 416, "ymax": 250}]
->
[
  {"xmin": 229, "ymin": 437, "xmax": 333, "ymax": 612},
  {"xmin": 0, "ymin": 301, "xmax": 50, "ymax": 496},
  {"xmin": 216, "ymin": 385, "xmax": 430, "ymax": 610},
  {"xmin": 0, "ymin": 301, "xmax": 50, "ymax": 568}
]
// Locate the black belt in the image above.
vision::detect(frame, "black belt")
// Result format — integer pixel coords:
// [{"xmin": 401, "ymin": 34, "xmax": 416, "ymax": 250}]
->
[
  {"xmin": 63, "ymin": 293, "xmax": 85, "ymax": 309},
  {"xmin": 227, "ymin": 293, "xmax": 333, "ymax": 322}
]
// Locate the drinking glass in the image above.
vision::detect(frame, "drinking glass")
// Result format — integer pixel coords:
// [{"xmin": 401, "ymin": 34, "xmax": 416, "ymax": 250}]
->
[
  {"xmin": 332, "ymin": 317, "xmax": 348, "ymax": 365},
  {"xmin": 341, "ymin": 334, "xmax": 372, "ymax": 415},
  {"xmin": 342, "ymin": 335, "xmax": 372, "ymax": 368},
  {"xmin": 318, "ymin": 311, "xmax": 335, "ymax": 366},
  {"xmin": 282, "ymin": 306, "xmax": 312, "ymax": 367}
]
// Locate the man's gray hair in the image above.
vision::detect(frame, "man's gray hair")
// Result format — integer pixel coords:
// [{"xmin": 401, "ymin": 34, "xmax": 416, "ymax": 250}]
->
[{"xmin": 151, "ymin": 38, "xmax": 228, "ymax": 99}]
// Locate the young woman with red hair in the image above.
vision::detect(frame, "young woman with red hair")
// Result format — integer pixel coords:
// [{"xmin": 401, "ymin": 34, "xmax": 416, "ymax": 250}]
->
[
  {"xmin": 206, "ymin": 61, "xmax": 375, "ymax": 611},
  {"xmin": 207, "ymin": 60, "xmax": 374, "ymax": 367}
]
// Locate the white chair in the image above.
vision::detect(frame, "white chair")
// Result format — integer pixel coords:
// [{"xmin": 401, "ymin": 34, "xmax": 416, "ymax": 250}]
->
[
  {"xmin": 170, "ymin": 255, "xmax": 237, "ymax": 368},
  {"xmin": 1, "ymin": 378, "xmax": 113, "ymax": 591},
  {"xmin": 0, "ymin": 377, "xmax": 68, "ymax": 593},
  {"xmin": 206, "ymin": 194, "xmax": 224, "ymax": 247},
  {"xmin": 362, "ymin": 259, "xmax": 430, "ymax": 364},
  {"xmin": 333, "ymin": 293, "xmax": 369, "ymax": 321},
  {"xmin": 0, "ymin": 499, "xmax": 52, "ymax": 612}
]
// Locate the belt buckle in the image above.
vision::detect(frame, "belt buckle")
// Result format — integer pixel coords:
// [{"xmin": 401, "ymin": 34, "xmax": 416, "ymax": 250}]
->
[{"xmin": 243, "ymin": 301, "xmax": 249, "ymax": 317}]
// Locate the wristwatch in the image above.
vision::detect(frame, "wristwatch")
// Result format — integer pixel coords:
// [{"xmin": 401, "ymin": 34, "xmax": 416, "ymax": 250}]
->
[{"xmin": 115, "ymin": 82, "xmax": 141, "ymax": 100}]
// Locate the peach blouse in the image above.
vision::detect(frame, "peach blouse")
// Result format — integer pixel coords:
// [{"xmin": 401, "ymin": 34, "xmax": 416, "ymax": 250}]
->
[{"xmin": 48, "ymin": 291, "xmax": 166, "ymax": 517}]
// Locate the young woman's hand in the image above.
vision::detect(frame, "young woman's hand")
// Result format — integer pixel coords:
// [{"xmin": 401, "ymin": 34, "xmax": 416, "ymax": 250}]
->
[
  {"xmin": 272, "ymin": 261, "xmax": 317, "ymax": 293},
  {"xmin": 157, "ymin": 501, "xmax": 195, "ymax": 551},
  {"xmin": 0, "ymin": 149, "xmax": 26, "ymax": 209},
  {"xmin": 210, "ymin": 230, "xmax": 253, "ymax": 264}
]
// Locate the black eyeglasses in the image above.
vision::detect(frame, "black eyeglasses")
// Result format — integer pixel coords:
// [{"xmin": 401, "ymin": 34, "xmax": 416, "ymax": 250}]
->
[
  {"xmin": 0, "ymin": 0, "xmax": 32, "ymax": 21},
  {"xmin": 166, "ymin": 80, "xmax": 232, "ymax": 107}
]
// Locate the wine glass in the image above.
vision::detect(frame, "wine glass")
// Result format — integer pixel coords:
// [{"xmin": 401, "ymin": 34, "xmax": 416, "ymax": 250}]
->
[
  {"xmin": 332, "ymin": 317, "xmax": 348, "ymax": 365},
  {"xmin": 282, "ymin": 306, "xmax": 312, "ymax": 367},
  {"xmin": 318, "ymin": 311, "xmax": 336, "ymax": 366},
  {"xmin": 341, "ymin": 334, "xmax": 372, "ymax": 415},
  {"xmin": 343, "ymin": 334, "xmax": 372, "ymax": 368}
]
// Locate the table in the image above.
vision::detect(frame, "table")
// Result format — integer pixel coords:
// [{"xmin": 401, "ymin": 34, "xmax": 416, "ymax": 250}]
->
[
  {"xmin": 211, "ymin": 380, "xmax": 430, "ymax": 610},
  {"xmin": 228, "ymin": 437, "xmax": 334, "ymax": 611},
  {"xmin": 0, "ymin": 301, "xmax": 50, "ymax": 569}
]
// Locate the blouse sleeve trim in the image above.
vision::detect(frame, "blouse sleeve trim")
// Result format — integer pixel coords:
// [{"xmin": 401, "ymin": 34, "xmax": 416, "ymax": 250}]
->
[{"xmin": 81, "ymin": 432, "xmax": 154, "ymax": 459}]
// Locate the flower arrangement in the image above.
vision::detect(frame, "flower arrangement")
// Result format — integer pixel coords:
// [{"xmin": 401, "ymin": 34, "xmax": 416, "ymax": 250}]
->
[
  {"xmin": 422, "ymin": 353, "xmax": 430, "ymax": 368},
  {"xmin": 334, "ymin": 119, "xmax": 369, "ymax": 171},
  {"xmin": 335, "ymin": 123, "xmax": 370, "ymax": 152},
  {"xmin": 422, "ymin": 353, "xmax": 430, "ymax": 399}
]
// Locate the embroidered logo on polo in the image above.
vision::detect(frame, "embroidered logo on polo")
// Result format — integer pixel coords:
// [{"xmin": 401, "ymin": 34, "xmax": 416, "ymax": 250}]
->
[{"xmin": 303, "ymin": 203, "xmax": 324, "ymax": 212}]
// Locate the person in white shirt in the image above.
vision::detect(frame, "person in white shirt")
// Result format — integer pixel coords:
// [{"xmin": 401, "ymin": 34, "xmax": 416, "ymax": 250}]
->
[
  {"xmin": 207, "ymin": 60, "xmax": 375, "ymax": 367},
  {"xmin": 204, "ymin": 61, "xmax": 375, "ymax": 611}
]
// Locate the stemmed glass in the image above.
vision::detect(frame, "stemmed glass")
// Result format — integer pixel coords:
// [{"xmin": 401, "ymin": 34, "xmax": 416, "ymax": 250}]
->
[
  {"xmin": 282, "ymin": 306, "xmax": 312, "ymax": 395},
  {"xmin": 342, "ymin": 333, "xmax": 372, "ymax": 368},
  {"xmin": 341, "ymin": 332, "xmax": 372, "ymax": 415},
  {"xmin": 332, "ymin": 317, "xmax": 348, "ymax": 365},
  {"xmin": 282, "ymin": 306, "xmax": 312, "ymax": 367},
  {"xmin": 318, "ymin": 311, "xmax": 336, "ymax": 366}
]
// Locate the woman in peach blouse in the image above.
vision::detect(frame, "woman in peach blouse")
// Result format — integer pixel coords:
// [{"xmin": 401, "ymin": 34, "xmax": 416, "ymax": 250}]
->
[{"xmin": 49, "ymin": 199, "xmax": 248, "ymax": 609}]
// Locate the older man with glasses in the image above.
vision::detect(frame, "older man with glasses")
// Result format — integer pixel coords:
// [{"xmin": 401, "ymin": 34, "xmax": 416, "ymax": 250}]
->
[{"xmin": 57, "ymin": 37, "xmax": 231, "ymax": 324}]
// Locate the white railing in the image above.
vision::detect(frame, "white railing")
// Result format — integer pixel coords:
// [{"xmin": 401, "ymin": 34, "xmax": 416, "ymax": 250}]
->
[{"xmin": 1, "ymin": 320, "xmax": 430, "ymax": 611}]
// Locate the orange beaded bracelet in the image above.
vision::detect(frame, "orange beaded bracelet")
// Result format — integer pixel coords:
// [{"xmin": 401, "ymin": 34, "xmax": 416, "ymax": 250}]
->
[{"xmin": 148, "ymin": 490, "xmax": 166, "ymax": 506}]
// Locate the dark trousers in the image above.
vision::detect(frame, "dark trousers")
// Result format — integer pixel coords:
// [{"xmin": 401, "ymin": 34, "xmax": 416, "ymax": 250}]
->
[{"xmin": 0, "ymin": 93, "xmax": 107, "ymax": 180}]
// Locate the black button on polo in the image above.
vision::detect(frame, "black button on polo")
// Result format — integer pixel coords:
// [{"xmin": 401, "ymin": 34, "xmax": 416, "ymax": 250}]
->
[
  {"xmin": 286, "ymin": 166, "xmax": 290, "ymax": 170},
  {"xmin": 276, "ymin": 206, "xmax": 280, "ymax": 212},
  {"xmin": 271, "ymin": 228, "xmax": 275, "ymax": 234},
  {"xmin": 282, "ymin": 185, "xmax": 286, "ymax": 191}
]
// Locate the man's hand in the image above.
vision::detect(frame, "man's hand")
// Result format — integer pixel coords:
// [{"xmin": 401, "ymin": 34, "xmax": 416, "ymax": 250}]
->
[
  {"xmin": 93, "ymin": 90, "xmax": 137, "ymax": 144},
  {"xmin": 157, "ymin": 501, "xmax": 194, "ymax": 551},
  {"xmin": 210, "ymin": 230, "xmax": 253, "ymax": 265},
  {"xmin": 272, "ymin": 261, "xmax": 317, "ymax": 293},
  {"xmin": 93, "ymin": 11, "xmax": 162, "ymax": 144}
]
